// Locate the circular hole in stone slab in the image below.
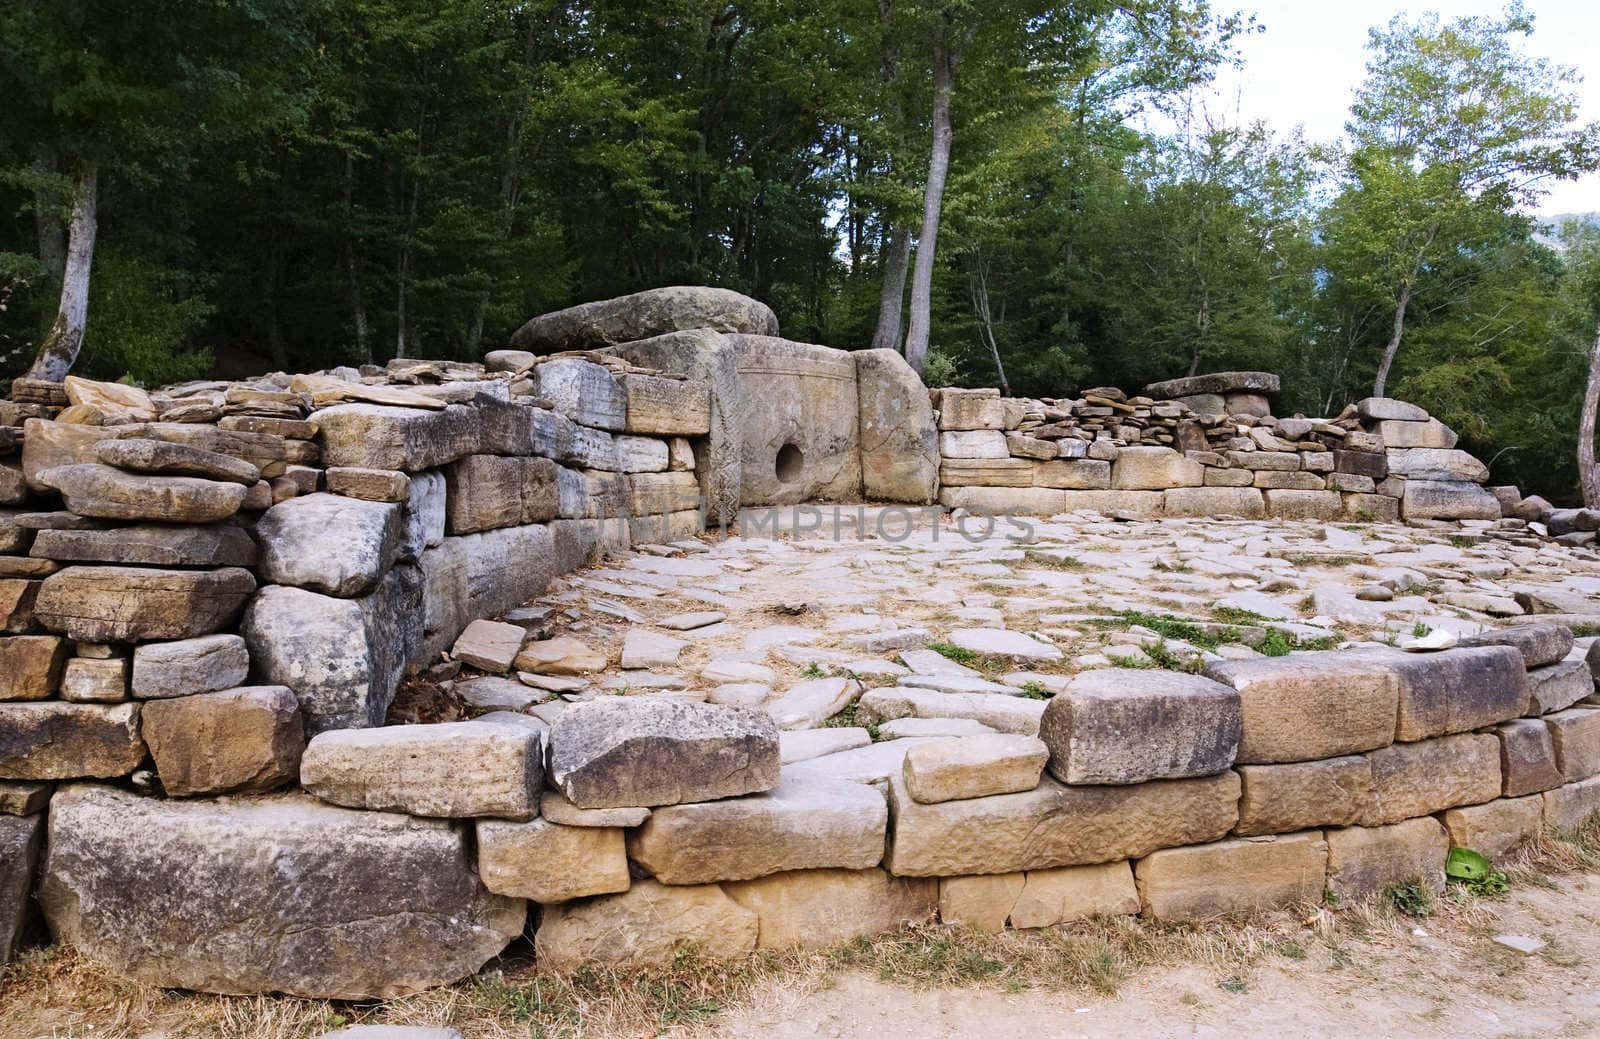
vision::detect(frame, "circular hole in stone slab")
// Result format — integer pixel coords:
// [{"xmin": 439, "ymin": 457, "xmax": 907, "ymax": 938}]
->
[{"xmin": 775, "ymin": 442, "xmax": 804, "ymax": 484}]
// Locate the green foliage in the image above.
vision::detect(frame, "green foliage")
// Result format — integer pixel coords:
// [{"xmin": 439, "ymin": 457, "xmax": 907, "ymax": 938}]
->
[
  {"xmin": 928, "ymin": 641, "xmax": 980, "ymax": 665},
  {"xmin": 1383, "ymin": 881, "xmax": 1435, "ymax": 919},
  {"xmin": 78, "ymin": 251, "xmax": 212, "ymax": 387},
  {"xmin": 1018, "ymin": 681, "xmax": 1051, "ymax": 700},
  {"xmin": 799, "ymin": 661, "xmax": 827, "ymax": 680}
]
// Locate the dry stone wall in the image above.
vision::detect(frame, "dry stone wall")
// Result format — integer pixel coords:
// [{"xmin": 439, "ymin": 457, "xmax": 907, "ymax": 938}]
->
[{"xmin": 3, "ymin": 288, "xmax": 1599, "ymax": 1000}]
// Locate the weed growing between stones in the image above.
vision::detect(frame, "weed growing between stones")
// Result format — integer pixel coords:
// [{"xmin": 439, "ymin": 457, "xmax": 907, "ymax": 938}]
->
[
  {"xmin": 1021, "ymin": 550, "xmax": 1086, "ymax": 571},
  {"xmin": 1384, "ymin": 881, "xmax": 1437, "ymax": 919}
]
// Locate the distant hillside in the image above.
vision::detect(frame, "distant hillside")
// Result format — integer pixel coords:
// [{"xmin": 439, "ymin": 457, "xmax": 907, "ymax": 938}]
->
[{"xmin": 1535, "ymin": 212, "xmax": 1599, "ymax": 250}]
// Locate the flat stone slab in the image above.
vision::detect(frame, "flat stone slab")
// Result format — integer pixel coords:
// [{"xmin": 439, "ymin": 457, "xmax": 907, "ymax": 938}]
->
[
  {"xmin": 302, "ymin": 721, "xmax": 542, "ymax": 820},
  {"xmin": 535, "ymin": 878, "xmax": 756, "ymax": 970},
  {"xmin": 40, "ymin": 785, "xmax": 524, "ymax": 998},
  {"xmin": 30, "ymin": 523, "xmax": 258, "ymax": 567},
  {"xmin": 95, "ymin": 438, "xmax": 260, "ymax": 484},
  {"xmin": 39, "ymin": 464, "xmax": 246, "ymax": 523},
  {"xmin": 1040, "ymin": 670, "xmax": 1240, "ymax": 785},
  {"xmin": 858, "ymin": 687, "xmax": 1047, "ymax": 737},
  {"xmin": 36, "ymin": 565, "xmax": 256, "ymax": 642},
  {"xmin": 131, "ymin": 634, "xmax": 249, "ymax": 699},
  {"xmin": 1145, "ymin": 372, "xmax": 1279, "ymax": 399},
  {"xmin": 779, "ymin": 727, "xmax": 872, "ymax": 763},
  {"xmin": 546, "ymin": 698, "xmax": 779, "ymax": 809},
  {"xmin": 1459, "ymin": 623, "xmax": 1573, "ymax": 669},
  {"xmin": 948, "ymin": 628, "xmax": 1062, "ymax": 663},
  {"xmin": 620, "ymin": 628, "xmax": 687, "ymax": 669},
  {"xmin": 451, "ymin": 619, "xmax": 527, "ymax": 673},
  {"xmin": 476, "ymin": 817, "xmax": 630, "ymax": 903},
  {"xmin": 1203, "ymin": 652, "xmax": 1400, "ymax": 764},
  {"xmin": 765, "ymin": 677, "xmax": 861, "ymax": 730},
  {"xmin": 902, "ymin": 734, "xmax": 1048, "ymax": 804},
  {"xmin": 0, "ymin": 702, "xmax": 145, "ymax": 780},
  {"xmin": 628, "ymin": 775, "xmax": 887, "ymax": 884}
]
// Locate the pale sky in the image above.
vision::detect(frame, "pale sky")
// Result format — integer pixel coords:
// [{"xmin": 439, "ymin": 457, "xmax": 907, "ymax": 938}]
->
[{"xmin": 1199, "ymin": 0, "xmax": 1600, "ymax": 217}]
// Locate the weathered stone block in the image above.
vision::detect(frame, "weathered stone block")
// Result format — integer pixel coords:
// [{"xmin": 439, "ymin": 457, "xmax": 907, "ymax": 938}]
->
[
  {"xmin": 0, "ymin": 781, "xmax": 51, "ymax": 817},
  {"xmin": 1546, "ymin": 707, "xmax": 1600, "ymax": 783},
  {"xmin": 0, "ymin": 578, "xmax": 40, "ymax": 633},
  {"xmin": 1543, "ymin": 775, "xmax": 1600, "ymax": 833},
  {"xmin": 937, "ymin": 389, "xmax": 1008, "ymax": 431},
  {"xmin": 1340, "ymin": 493, "xmax": 1401, "ymax": 522},
  {"xmin": 1203, "ymin": 467, "xmax": 1256, "ymax": 488},
  {"xmin": 1008, "ymin": 862, "xmax": 1141, "ymax": 928},
  {"xmin": 1496, "ymin": 718, "xmax": 1564, "ymax": 797},
  {"xmin": 316, "ymin": 403, "xmax": 482, "ymax": 471},
  {"xmin": 1163, "ymin": 486, "xmax": 1264, "ymax": 518},
  {"xmin": 131, "ymin": 634, "xmax": 249, "ymax": 699},
  {"xmin": 1263, "ymin": 489, "xmax": 1342, "ymax": 520},
  {"xmin": 0, "ymin": 636, "xmax": 66, "ymax": 701},
  {"xmin": 241, "ymin": 566, "xmax": 422, "ymax": 734},
  {"xmin": 1041, "ymin": 670, "xmax": 1240, "ymax": 785},
  {"xmin": 450, "ymin": 619, "xmax": 526, "ymax": 674},
  {"xmin": 443, "ymin": 455, "xmax": 559, "ymax": 534},
  {"xmin": 856, "ymin": 349, "xmax": 939, "ymax": 504},
  {"xmin": 1203, "ymin": 653, "xmax": 1399, "ymax": 764},
  {"xmin": 614, "ymin": 435, "xmax": 669, "ymax": 473},
  {"xmin": 38, "ymin": 464, "xmax": 245, "ymax": 523},
  {"xmin": 302, "ymin": 720, "xmax": 542, "ymax": 819},
  {"xmin": 940, "ymin": 430, "xmax": 1009, "ymax": 459},
  {"xmin": 256, "ymin": 494, "xmax": 403, "ymax": 598},
  {"xmin": 619, "ymin": 373, "xmax": 712, "ymax": 436},
  {"xmin": 1386, "ymin": 448, "xmax": 1488, "ymax": 483},
  {"xmin": 476, "ymin": 818, "xmax": 630, "ymax": 903},
  {"xmin": 1357, "ymin": 397, "xmax": 1428, "ymax": 422},
  {"xmin": 901, "ymin": 734, "xmax": 1047, "ymax": 804},
  {"xmin": 60, "ymin": 656, "xmax": 127, "ymax": 703},
  {"xmin": 1254, "ymin": 470, "xmax": 1326, "ymax": 490},
  {"xmin": 1325, "ymin": 818, "xmax": 1448, "ymax": 902},
  {"xmin": 1, "ymin": 812, "xmax": 43, "ymax": 962},
  {"xmin": 547, "ymin": 698, "xmax": 780, "ymax": 809},
  {"xmin": 627, "ymin": 471, "xmax": 701, "ymax": 515},
  {"xmin": 1441, "ymin": 796, "xmax": 1543, "ymax": 860},
  {"xmin": 400, "ymin": 469, "xmax": 446, "ymax": 559},
  {"xmin": 1135, "ymin": 832, "xmax": 1327, "ymax": 921},
  {"xmin": 1110, "ymin": 447, "xmax": 1203, "ymax": 490},
  {"xmin": 535, "ymin": 879, "xmax": 756, "ymax": 969},
  {"xmin": 41, "ymin": 786, "xmax": 523, "ymax": 997},
  {"xmin": 1032, "ymin": 459, "xmax": 1111, "ymax": 490},
  {"xmin": 938, "ymin": 872, "xmax": 1026, "ymax": 931},
  {"xmin": 512, "ymin": 286, "xmax": 777, "ymax": 353},
  {"xmin": 95, "ymin": 438, "xmax": 259, "ymax": 484},
  {"xmin": 0, "ymin": 702, "xmax": 144, "ymax": 779},
  {"xmin": 1365, "ymin": 733, "xmax": 1501, "ymax": 825},
  {"xmin": 1524, "ymin": 659, "xmax": 1593, "ymax": 716},
  {"xmin": 325, "ymin": 466, "xmax": 410, "ymax": 502},
  {"xmin": 1227, "ymin": 450, "xmax": 1300, "ymax": 471},
  {"xmin": 142, "ymin": 686, "xmax": 304, "ymax": 796},
  {"xmin": 1346, "ymin": 646, "xmax": 1525, "ymax": 741},
  {"xmin": 628, "ymin": 775, "xmax": 885, "ymax": 884},
  {"xmin": 724, "ymin": 868, "xmax": 937, "ymax": 949},
  {"xmin": 885, "ymin": 771, "xmax": 1239, "ymax": 877},
  {"xmin": 1235, "ymin": 756, "xmax": 1375, "ymax": 836},
  {"xmin": 36, "ymin": 566, "xmax": 255, "ymax": 643},
  {"xmin": 535, "ymin": 358, "xmax": 627, "ymax": 431},
  {"xmin": 30, "ymin": 523, "xmax": 257, "ymax": 568},
  {"xmin": 938, "ymin": 458, "xmax": 1034, "ymax": 487},
  {"xmin": 1376, "ymin": 418, "xmax": 1457, "ymax": 449},
  {"xmin": 1401, "ymin": 479, "xmax": 1500, "ymax": 520},
  {"xmin": 1459, "ymin": 622, "xmax": 1574, "ymax": 669}
]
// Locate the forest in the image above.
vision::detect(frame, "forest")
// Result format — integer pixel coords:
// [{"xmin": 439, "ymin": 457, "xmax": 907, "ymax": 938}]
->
[{"xmin": 1, "ymin": 1, "xmax": 1598, "ymax": 500}]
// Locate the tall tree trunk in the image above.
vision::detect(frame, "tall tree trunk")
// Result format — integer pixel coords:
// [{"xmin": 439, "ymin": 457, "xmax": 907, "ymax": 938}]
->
[
  {"xmin": 1371, "ymin": 279, "xmax": 1412, "ymax": 399},
  {"xmin": 26, "ymin": 166, "xmax": 98, "ymax": 382},
  {"xmin": 1579, "ymin": 317, "xmax": 1600, "ymax": 508},
  {"xmin": 968, "ymin": 261, "xmax": 1009, "ymax": 395},
  {"xmin": 343, "ymin": 154, "xmax": 371, "ymax": 365},
  {"xmin": 871, "ymin": 227, "xmax": 911, "ymax": 351},
  {"xmin": 259, "ymin": 236, "xmax": 289, "ymax": 370},
  {"xmin": 902, "ymin": 38, "xmax": 960, "ymax": 374},
  {"xmin": 32, "ymin": 153, "xmax": 66, "ymax": 291}
]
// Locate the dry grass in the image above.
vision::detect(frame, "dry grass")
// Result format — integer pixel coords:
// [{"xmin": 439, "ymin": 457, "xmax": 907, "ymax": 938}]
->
[{"xmin": 6, "ymin": 820, "xmax": 1598, "ymax": 1039}]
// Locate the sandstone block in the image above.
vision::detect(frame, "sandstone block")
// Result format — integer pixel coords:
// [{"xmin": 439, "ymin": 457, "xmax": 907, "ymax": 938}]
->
[
  {"xmin": 142, "ymin": 686, "xmax": 303, "ymax": 796},
  {"xmin": 540, "ymin": 789, "xmax": 650, "ymax": 828},
  {"xmin": 614, "ymin": 435, "xmax": 669, "ymax": 473},
  {"xmin": 1460, "ymin": 623, "xmax": 1574, "ymax": 669},
  {"xmin": 535, "ymin": 878, "xmax": 757, "ymax": 969},
  {"xmin": 937, "ymin": 389, "xmax": 1008, "ymax": 431},
  {"xmin": 1341, "ymin": 492, "xmax": 1401, "ymax": 522},
  {"xmin": 627, "ymin": 471, "xmax": 701, "ymax": 515},
  {"xmin": 1542, "ymin": 775, "xmax": 1600, "ymax": 833},
  {"xmin": 513, "ymin": 286, "xmax": 777, "ymax": 353},
  {"xmin": 1, "ymin": 812, "xmax": 43, "ymax": 962},
  {"xmin": 95, "ymin": 438, "xmax": 259, "ymax": 484},
  {"xmin": 1110, "ymin": 446, "xmax": 1203, "ymax": 490},
  {"xmin": 1497, "ymin": 718, "xmax": 1564, "ymax": 797},
  {"xmin": 1253, "ymin": 470, "xmax": 1325, "ymax": 490},
  {"xmin": 451, "ymin": 619, "xmax": 527, "ymax": 673},
  {"xmin": 476, "ymin": 818, "xmax": 630, "ymax": 903},
  {"xmin": 302, "ymin": 721, "xmax": 542, "ymax": 819},
  {"xmin": 1203, "ymin": 467, "xmax": 1256, "ymax": 487},
  {"xmin": 902, "ymin": 734, "xmax": 1048, "ymax": 804},
  {"xmin": 0, "ymin": 702, "xmax": 144, "ymax": 779},
  {"xmin": 535, "ymin": 358, "xmax": 627, "ymax": 431},
  {"xmin": 41, "ymin": 786, "xmax": 523, "ymax": 997},
  {"xmin": 256, "ymin": 494, "xmax": 403, "ymax": 597},
  {"xmin": 938, "ymin": 458, "xmax": 1033, "ymax": 487},
  {"xmin": 885, "ymin": 771, "xmax": 1240, "ymax": 877},
  {"xmin": 940, "ymin": 430, "xmax": 1008, "ymax": 459},
  {"xmin": 1325, "ymin": 818, "xmax": 1448, "ymax": 902},
  {"xmin": 1348, "ymin": 646, "xmax": 1525, "ymax": 741},
  {"xmin": 938, "ymin": 873, "xmax": 1025, "ymax": 931},
  {"xmin": 857, "ymin": 686, "xmax": 1046, "ymax": 736},
  {"xmin": 316, "ymin": 403, "xmax": 481, "ymax": 471},
  {"xmin": 444, "ymin": 455, "xmax": 558, "ymax": 534},
  {"xmin": 1401, "ymin": 479, "xmax": 1500, "ymax": 520},
  {"xmin": 515, "ymin": 635, "xmax": 607, "ymax": 675},
  {"xmin": 1031, "ymin": 459, "xmax": 1111, "ymax": 490},
  {"xmin": 1135, "ymin": 832, "xmax": 1328, "ymax": 921},
  {"xmin": 1357, "ymin": 397, "xmax": 1428, "ymax": 422},
  {"xmin": 1009, "ymin": 861, "xmax": 1141, "ymax": 928},
  {"xmin": 324, "ymin": 467, "xmax": 410, "ymax": 502},
  {"xmin": 59, "ymin": 656, "xmax": 127, "ymax": 703},
  {"xmin": 1146, "ymin": 372, "xmax": 1279, "ymax": 398},
  {"xmin": 0, "ymin": 579, "xmax": 39, "ymax": 633},
  {"xmin": 855, "ymin": 349, "xmax": 939, "ymax": 504},
  {"xmin": 1365, "ymin": 733, "xmax": 1501, "ymax": 825},
  {"xmin": 1546, "ymin": 707, "xmax": 1600, "ymax": 782},
  {"xmin": 1386, "ymin": 448, "xmax": 1489, "ymax": 483},
  {"xmin": 1524, "ymin": 659, "xmax": 1593, "ymax": 715},
  {"xmin": 628, "ymin": 775, "xmax": 886, "ymax": 884},
  {"xmin": 619, "ymin": 373, "xmax": 713, "ymax": 436},
  {"xmin": 1227, "ymin": 450, "xmax": 1300, "ymax": 471},
  {"xmin": 1163, "ymin": 486, "xmax": 1265, "ymax": 518},
  {"xmin": 40, "ymin": 462, "xmax": 246, "ymax": 524},
  {"xmin": 1040, "ymin": 670, "xmax": 1240, "ymax": 785},
  {"xmin": 1203, "ymin": 653, "xmax": 1399, "ymax": 764},
  {"xmin": 1377, "ymin": 418, "xmax": 1457, "ymax": 450},
  {"xmin": 547, "ymin": 698, "xmax": 780, "ymax": 808},
  {"xmin": 0, "ymin": 781, "xmax": 51, "ymax": 817},
  {"xmin": 36, "ymin": 566, "xmax": 255, "ymax": 643},
  {"xmin": 30, "ymin": 523, "xmax": 257, "ymax": 567},
  {"xmin": 0, "ymin": 636, "xmax": 67, "ymax": 701},
  {"xmin": 1235, "ymin": 756, "xmax": 1375, "ymax": 836},
  {"xmin": 724, "ymin": 868, "xmax": 937, "ymax": 949},
  {"xmin": 242, "ymin": 568, "xmax": 422, "ymax": 733},
  {"xmin": 1263, "ymin": 489, "xmax": 1342, "ymax": 520},
  {"xmin": 400, "ymin": 469, "xmax": 447, "ymax": 559},
  {"xmin": 1441, "ymin": 796, "xmax": 1543, "ymax": 860},
  {"xmin": 131, "ymin": 634, "xmax": 249, "ymax": 699}
]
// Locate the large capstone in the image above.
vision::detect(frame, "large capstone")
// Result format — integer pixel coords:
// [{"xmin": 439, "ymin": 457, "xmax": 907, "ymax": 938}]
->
[
  {"xmin": 855, "ymin": 348, "xmax": 938, "ymax": 504},
  {"xmin": 510, "ymin": 286, "xmax": 778, "ymax": 353},
  {"xmin": 546, "ymin": 698, "xmax": 780, "ymax": 809},
  {"xmin": 40, "ymin": 786, "xmax": 524, "ymax": 998}
]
